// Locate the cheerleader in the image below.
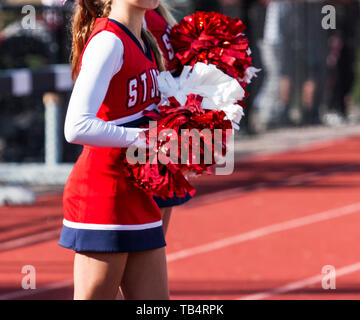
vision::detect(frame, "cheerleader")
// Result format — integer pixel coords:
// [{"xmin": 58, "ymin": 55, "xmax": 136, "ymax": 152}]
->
[
  {"xmin": 144, "ymin": 2, "xmax": 193, "ymax": 235},
  {"xmin": 58, "ymin": 0, "xmax": 169, "ymax": 300}
]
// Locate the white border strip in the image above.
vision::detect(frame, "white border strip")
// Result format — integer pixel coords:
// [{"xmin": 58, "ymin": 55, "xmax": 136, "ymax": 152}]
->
[
  {"xmin": 0, "ymin": 229, "xmax": 61, "ymax": 253},
  {"xmin": 63, "ymin": 218, "xmax": 162, "ymax": 231},
  {"xmin": 239, "ymin": 262, "xmax": 360, "ymax": 300},
  {"xmin": 109, "ymin": 103, "xmax": 157, "ymax": 126},
  {"xmin": 167, "ymin": 202, "xmax": 360, "ymax": 262}
]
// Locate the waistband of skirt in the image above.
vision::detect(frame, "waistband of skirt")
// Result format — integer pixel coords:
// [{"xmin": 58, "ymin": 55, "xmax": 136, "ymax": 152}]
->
[{"xmin": 81, "ymin": 145, "xmax": 127, "ymax": 163}]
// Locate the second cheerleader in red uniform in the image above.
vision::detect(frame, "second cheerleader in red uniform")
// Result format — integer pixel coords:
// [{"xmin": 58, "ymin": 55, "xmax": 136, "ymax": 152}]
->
[
  {"xmin": 58, "ymin": 0, "xmax": 169, "ymax": 300},
  {"xmin": 144, "ymin": 2, "xmax": 193, "ymax": 235}
]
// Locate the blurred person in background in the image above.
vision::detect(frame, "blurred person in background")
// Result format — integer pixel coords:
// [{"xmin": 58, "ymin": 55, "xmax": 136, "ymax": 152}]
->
[
  {"xmin": 252, "ymin": 0, "xmax": 289, "ymax": 130},
  {"xmin": 277, "ymin": 0, "xmax": 328, "ymax": 126},
  {"xmin": 220, "ymin": 0, "xmax": 267, "ymax": 134},
  {"xmin": 324, "ymin": 0, "xmax": 360, "ymax": 126},
  {"xmin": 144, "ymin": 2, "xmax": 194, "ymax": 237}
]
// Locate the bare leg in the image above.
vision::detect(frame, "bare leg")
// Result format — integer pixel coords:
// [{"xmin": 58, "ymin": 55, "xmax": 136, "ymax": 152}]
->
[
  {"xmin": 301, "ymin": 80, "xmax": 316, "ymax": 124},
  {"xmin": 116, "ymin": 207, "xmax": 171, "ymax": 300},
  {"xmin": 160, "ymin": 207, "xmax": 172, "ymax": 236},
  {"xmin": 302, "ymin": 80, "xmax": 316, "ymax": 109},
  {"xmin": 121, "ymin": 247, "xmax": 169, "ymax": 300},
  {"xmin": 279, "ymin": 76, "xmax": 292, "ymax": 106},
  {"xmin": 73, "ymin": 251, "xmax": 128, "ymax": 300}
]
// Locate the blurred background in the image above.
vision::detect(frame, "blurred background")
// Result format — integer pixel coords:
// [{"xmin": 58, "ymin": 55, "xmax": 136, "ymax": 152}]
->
[
  {"xmin": 0, "ymin": 0, "xmax": 359, "ymax": 178},
  {"xmin": 0, "ymin": 0, "xmax": 360, "ymax": 300}
]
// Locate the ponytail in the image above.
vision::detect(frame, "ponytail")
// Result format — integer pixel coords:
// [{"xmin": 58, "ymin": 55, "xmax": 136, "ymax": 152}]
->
[
  {"xmin": 142, "ymin": 28, "xmax": 165, "ymax": 72},
  {"xmin": 70, "ymin": 0, "xmax": 167, "ymax": 80},
  {"xmin": 142, "ymin": 0, "xmax": 177, "ymax": 71},
  {"xmin": 157, "ymin": 0, "xmax": 177, "ymax": 27},
  {"xmin": 70, "ymin": 0, "xmax": 112, "ymax": 81}
]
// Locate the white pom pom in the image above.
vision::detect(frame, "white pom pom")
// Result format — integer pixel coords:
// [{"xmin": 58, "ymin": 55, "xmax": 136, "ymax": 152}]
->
[
  {"xmin": 240, "ymin": 66, "xmax": 261, "ymax": 84},
  {"xmin": 157, "ymin": 62, "xmax": 247, "ymax": 129}
]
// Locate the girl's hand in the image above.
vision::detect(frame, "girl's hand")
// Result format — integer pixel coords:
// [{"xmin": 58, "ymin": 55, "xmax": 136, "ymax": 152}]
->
[
  {"xmin": 131, "ymin": 129, "xmax": 148, "ymax": 149},
  {"xmin": 124, "ymin": 128, "xmax": 147, "ymax": 148},
  {"xmin": 128, "ymin": 128, "xmax": 156, "ymax": 151}
]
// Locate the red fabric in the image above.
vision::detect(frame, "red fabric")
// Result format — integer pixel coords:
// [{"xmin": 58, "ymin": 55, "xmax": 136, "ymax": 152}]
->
[
  {"xmin": 63, "ymin": 18, "xmax": 162, "ymax": 225},
  {"xmin": 118, "ymin": 12, "xmax": 253, "ymax": 199},
  {"xmin": 145, "ymin": 10, "xmax": 180, "ymax": 72},
  {"xmin": 170, "ymin": 11, "xmax": 252, "ymax": 83},
  {"xmin": 122, "ymin": 94, "xmax": 232, "ymax": 199},
  {"xmin": 81, "ymin": 17, "xmax": 161, "ymax": 122},
  {"xmin": 63, "ymin": 146, "xmax": 162, "ymax": 224}
]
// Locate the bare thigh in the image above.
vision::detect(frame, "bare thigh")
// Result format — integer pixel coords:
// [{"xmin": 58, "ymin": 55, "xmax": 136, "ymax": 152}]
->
[
  {"xmin": 74, "ymin": 251, "xmax": 128, "ymax": 300},
  {"xmin": 121, "ymin": 247, "xmax": 169, "ymax": 300}
]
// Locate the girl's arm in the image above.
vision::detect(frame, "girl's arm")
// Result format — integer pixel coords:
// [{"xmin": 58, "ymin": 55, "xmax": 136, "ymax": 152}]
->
[{"xmin": 64, "ymin": 31, "xmax": 144, "ymax": 148}]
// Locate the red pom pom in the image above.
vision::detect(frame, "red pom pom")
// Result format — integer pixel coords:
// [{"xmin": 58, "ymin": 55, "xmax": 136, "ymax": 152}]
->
[
  {"xmin": 170, "ymin": 11, "xmax": 253, "ymax": 81},
  {"xmin": 121, "ymin": 94, "xmax": 232, "ymax": 199}
]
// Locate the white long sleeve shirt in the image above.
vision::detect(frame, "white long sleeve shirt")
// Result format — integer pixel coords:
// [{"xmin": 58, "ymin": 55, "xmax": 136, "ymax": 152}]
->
[{"xmin": 64, "ymin": 31, "xmax": 145, "ymax": 148}]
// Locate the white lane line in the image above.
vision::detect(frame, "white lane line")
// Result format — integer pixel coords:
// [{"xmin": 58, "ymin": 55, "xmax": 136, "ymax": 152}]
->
[
  {"xmin": 167, "ymin": 202, "xmax": 360, "ymax": 262},
  {"xmin": 239, "ymin": 262, "xmax": 360, "ymax": 300},
  {"xmin": 188, "ymin": 162, "xmax": 357, "ymax": 208},
  {"xmin": 1, "ymin": 158, "xmax": 356, "ymax": 253},
  {"xmin": 0, "ymin": 229, "xmax": 61, "ymax": 253},
  {"xmin": 2, "ymin": 202, "xmax": 360, "ymax": 300},
  {"xmin": 0, "ymin": 279, "xmax": 73, "ymax": 300}
]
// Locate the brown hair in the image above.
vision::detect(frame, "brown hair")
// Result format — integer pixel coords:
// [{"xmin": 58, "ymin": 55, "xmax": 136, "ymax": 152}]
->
[
  {"xmin": 70, "ymin": 0, "xmax": 165, "ymax": 81},
  {"xmin": 142, "ymin": 28, "xmax": 165, "ymax": 72},
  {"xmin": 157, "ymin": 1, "xmax": 177, "ymax": 27}
]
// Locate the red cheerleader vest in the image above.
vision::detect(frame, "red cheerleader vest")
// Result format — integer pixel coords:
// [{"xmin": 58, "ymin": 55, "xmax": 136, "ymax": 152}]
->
[
  {"xmin": 145, "ymin": 10, "xmax": 179, "ymax": 72},
  {"xmin": 80, "ymin": 17, "xmax": 161, "ymax": 122},
  {"xmin": 62, "ymin": 18, "xmax": 163, "ymax": 227}
]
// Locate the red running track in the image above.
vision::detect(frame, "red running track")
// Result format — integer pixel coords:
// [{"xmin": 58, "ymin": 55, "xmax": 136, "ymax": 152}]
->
[{"xmin": 0, "ymin": 135, "xmax": 359, "ymax": 300}]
